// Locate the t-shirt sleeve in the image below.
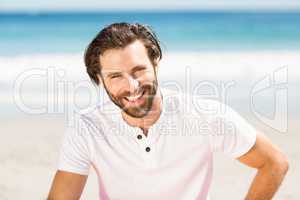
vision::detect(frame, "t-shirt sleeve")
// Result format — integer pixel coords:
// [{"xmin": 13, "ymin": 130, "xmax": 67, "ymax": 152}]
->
[
  {"xmin": 208, "ymin": 100, "xmax": 257, "ymax": 158},
  {"xmin": 57, "ymin": 116, "xmax": 91, "ymax": 175}
]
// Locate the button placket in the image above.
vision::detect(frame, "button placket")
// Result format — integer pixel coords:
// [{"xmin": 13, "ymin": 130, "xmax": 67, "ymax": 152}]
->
[
  {"xmin": 139, "ymin": 128, "xmax": 159, "ymax": 169},
  {"xmin": 128, "ymin": 129, "xmax": 151, "ymax": 156},
  {"xmin": 137, "ymin": 134, "xmax": 152, "ymax": 153},
  {"xmin": 118, "ymin": 87, "xmax": 166, "ymax": 166}
]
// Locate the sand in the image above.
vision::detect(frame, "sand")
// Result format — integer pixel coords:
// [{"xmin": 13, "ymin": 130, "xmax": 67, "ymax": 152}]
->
[
  {"xmin": 1, "ymin": 51, "xmax": 299, "ymax": 199},
  {"xmin": 0, "ymin": 114, "xmax": 299, "ymax": 199}
]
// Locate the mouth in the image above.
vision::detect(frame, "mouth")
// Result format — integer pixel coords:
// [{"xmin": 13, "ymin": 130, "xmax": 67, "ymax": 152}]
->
[{"xmin": 123, "ymin": 89, "xmax": 146, "ymax": 105}]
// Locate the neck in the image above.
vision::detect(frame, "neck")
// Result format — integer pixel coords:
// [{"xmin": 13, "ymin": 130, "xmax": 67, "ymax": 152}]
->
[{"xmin": 121, "ymin": 88, "xmax": 163, "ymax": 135}]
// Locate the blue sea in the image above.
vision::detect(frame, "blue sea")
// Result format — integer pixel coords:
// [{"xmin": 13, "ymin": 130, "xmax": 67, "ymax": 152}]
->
[
  {"xmin": 1, "ymin": 11, "xmax": 300, "ymax": 55},
  {"xmin": 1, "ymin": 10, "xmax": 299, "ymax": 119}
]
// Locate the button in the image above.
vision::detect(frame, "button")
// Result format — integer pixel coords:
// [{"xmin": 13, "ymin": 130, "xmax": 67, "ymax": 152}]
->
[
  {"xmin": 137, "ymin": 134, "xmax": 143, "ymax": 140},
  {"xmin": 145, "ymin": 147, "xmax": 151, "ymax": 152}
]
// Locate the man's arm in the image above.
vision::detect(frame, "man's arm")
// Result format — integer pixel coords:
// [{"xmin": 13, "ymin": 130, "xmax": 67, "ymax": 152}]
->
[
  {"xmin": 237, "ymin": 132, "xmax": 289, "ymax": 200},
  {"xmin": 47, "ymin": 170, "xmax": 88, "ymax": 200}
]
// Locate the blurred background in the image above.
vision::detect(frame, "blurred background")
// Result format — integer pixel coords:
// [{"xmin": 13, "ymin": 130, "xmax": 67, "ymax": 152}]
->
[{"xmin": 0, "ymin": 0, "xmax": 300, "ymax": 199}]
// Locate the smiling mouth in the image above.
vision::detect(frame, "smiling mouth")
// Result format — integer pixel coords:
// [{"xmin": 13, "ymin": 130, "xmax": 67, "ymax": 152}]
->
[{"xmin": 124, "ymin": 89, "xmax": 146, "ymax": 104}]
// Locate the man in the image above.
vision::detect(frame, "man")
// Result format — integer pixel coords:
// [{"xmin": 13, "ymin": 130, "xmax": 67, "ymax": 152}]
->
[{"xmin": 48, "ymin": 23, "xmax": 289, "ymax": 200}]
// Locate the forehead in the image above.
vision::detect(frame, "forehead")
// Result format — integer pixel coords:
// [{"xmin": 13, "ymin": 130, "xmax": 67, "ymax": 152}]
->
[{"xmin": 99, "ymin": 40, "xmax": 151, "ymax": 72}]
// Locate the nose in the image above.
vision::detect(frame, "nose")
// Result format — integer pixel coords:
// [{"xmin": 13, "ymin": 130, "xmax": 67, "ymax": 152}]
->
[{"xmin": 125, "ymin": 75, "xmax": 139, "ymax": 94}]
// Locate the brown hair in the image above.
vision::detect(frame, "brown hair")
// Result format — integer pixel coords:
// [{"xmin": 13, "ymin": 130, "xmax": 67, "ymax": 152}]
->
[{"xmin": 84, "ymin": 22, "xmax": 162, "ymax": 85}]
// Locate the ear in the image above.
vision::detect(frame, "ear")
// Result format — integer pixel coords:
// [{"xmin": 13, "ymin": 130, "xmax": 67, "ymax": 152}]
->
[{"xmin": 154, "ymin": 64, "xmax": 159, "ymax": 74}]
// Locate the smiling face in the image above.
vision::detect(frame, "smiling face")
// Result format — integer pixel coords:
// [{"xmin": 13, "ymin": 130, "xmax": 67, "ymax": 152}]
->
[{"xmin": 98, "ymin": 40, "xmax": 159, "ymax": 118}]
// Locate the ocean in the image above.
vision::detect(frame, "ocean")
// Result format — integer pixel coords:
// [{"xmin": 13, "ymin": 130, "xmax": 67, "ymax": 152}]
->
[
  {"xmin": 1, "ymin": 11, "xmax": 300, "ymax": 55},
  {"xmin": 0, "ymin": 11, "xmax": 299, "ymax": 119}
]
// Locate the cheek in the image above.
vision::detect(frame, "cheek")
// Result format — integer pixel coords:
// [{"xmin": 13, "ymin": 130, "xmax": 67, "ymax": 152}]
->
[
  {"xmin": 139, "ymin": 71, "xmax": 156, "ymax": 84},
  {"xmin": 103, "ymin": 80, "xmax": 118, "ymax": 96},
  {"xmin": 105, "ymin": 79, "xmax": 129, "ymax": 96}
]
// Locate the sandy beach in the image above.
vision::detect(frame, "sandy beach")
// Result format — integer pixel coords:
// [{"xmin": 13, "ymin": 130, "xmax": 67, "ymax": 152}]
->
[
  {"xmin": 0, "ymin": 115, "xmax": 299, "ymax": 199},
  {"xmin": 1, "ymin": 51, "xmax": 299, "ymax": 199}
]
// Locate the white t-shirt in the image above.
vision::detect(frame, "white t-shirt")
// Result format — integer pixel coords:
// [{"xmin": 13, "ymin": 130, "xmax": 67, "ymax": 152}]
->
[{"xmin": 58, "ymin": 87, "xmax": 257, "ymax": 200}]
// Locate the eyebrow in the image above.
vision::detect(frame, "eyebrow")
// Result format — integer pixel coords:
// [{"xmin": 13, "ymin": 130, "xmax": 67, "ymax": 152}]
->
[
  {"xmin": 105, "ymin": 65, "xmax": 147, "ymax": 78},
  {"xmin": 131, "ymin": 65, "xmax": 147, "ymax": 74}
]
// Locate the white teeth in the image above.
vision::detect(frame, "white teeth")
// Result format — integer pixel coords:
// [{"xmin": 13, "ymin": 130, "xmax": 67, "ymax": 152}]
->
[{"xmin": 126, "ymin": 91, "xmax": 143, "ymax": 102}]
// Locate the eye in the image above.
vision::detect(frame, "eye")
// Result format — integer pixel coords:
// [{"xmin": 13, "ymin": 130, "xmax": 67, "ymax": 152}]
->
[
  {"xmin": 110, "ymin": 74, "xmax": 121, "ymax": 79},
  {"xmin": 134, "ymin": 67, "xmax": 147, "ymax": 76}
]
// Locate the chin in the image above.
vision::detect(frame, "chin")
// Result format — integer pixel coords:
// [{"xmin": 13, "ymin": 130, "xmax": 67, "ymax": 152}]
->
[{"xmin": 124, "ymin": 108, "xmax": 150, "ymax": 118}]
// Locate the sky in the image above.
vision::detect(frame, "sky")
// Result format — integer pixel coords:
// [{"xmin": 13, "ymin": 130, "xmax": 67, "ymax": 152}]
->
[{"xmin": 1, "ymin": 0, "xmax": 300, "ymax": 12}]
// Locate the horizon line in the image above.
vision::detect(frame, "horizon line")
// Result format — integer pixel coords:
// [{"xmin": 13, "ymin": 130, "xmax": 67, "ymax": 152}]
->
[{"xmin": 1, "ymin": 7, "xmax": 300, "ymax": 14}]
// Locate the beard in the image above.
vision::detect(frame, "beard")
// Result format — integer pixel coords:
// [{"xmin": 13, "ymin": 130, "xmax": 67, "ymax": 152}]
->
[{"xmin": 104, "ymin": 79, "xmax": 158, "ymax": 118}]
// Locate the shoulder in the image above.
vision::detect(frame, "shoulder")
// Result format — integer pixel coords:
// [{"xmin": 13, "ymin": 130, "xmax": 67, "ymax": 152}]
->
[{"xmin": 69, "ymin": 100, "xmax": 120, "ymax": 139}]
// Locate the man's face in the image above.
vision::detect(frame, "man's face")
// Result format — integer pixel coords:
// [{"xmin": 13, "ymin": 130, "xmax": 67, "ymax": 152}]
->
[{"xmin": 98, "ymin": 40, "xmax": 159, "ymax": 118}]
